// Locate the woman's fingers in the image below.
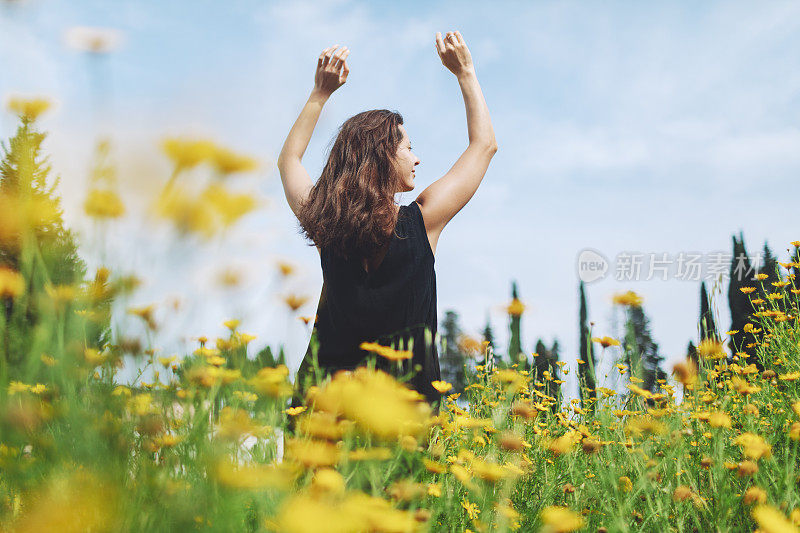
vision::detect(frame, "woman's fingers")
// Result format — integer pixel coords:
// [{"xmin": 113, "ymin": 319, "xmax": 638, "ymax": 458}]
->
[
  {"xmin": 340, "ymin": 59, "xmax": 350, "ymax": 82},
  {"xmin": 321, "ymin": 44, "xmax": 339, "ymax": 67},
  {"xmin": 435, "ymin": 32, "xmax": 445, "ymax": 54},
  {"xmin": 331, "ymin": 47, "xmax": 349, "ymax": 70},
  {"xmin": 454, "ymin": 31, "xmax": 465, "ymax": 46}
]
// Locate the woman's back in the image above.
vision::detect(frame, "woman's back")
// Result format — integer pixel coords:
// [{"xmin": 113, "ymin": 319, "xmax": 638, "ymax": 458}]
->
[{"xmin": 309, "ymin": 200, "xmax": 441, "ymax": 403}]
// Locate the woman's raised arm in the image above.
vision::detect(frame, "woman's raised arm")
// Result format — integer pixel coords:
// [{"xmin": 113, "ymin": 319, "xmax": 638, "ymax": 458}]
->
[
  {"xmin": 416, "ymin": 31, "xmax": 497, "ymax": 239},
  {"xmin": 277, "ymin": 44, "xmax": 350, "ymax": 217}
]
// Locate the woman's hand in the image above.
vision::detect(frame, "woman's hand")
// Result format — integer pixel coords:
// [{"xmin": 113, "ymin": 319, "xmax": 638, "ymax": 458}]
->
[
  {"xmin": 313, "ymin": 44, "xmax": 350, "ymax": 98},
  {"xmin": 435, "ymin": 31, "xmax": 474, "ymax": 78}
]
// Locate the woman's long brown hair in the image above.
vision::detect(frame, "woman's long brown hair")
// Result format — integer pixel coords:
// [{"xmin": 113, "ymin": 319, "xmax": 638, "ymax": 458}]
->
[{"xmin": 296, "ymin": 109, "xmax": 406, "ymax": 262}]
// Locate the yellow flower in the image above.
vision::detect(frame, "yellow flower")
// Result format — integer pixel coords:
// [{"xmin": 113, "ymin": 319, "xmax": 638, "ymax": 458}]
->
[
  {"xmin": 9, "ymin": 469, "xmax": 119, "ymax": 532},
  {"xmin": 158, "ymin": 355, "xmax": 177, "ymax": 367},
  {"xmin": 618, "ymin": 476, "xmax": 633, "ymax": 493},
  {"xmin": 731, "ymin": 376, "xmax": 761, "ymax": 396},
  {"xmin": 8, "ymin": 381, "xmax": 30, "ymax": 395},
  {"xmin": 740, "ymin": 286, "xmax": 757, "ymax": 294},
  {"xmin": 127, "ymin": 393, "xmax": 156, "ymax": 416},
  {"xmin": 697, "ymin": 339, "xmax": 726, "ymax": 360},
  {"xmin": 0, "ymin": 267, "xmax": 25, "ymax": 298},
  {"xmin": 461, "ymin": 498, "xmax": 480, "ymax": 520},
  {"xmin": 506, "ymin": 297, "xmax": 526, "ymax": 316},
  {"xmin": 84, "ymin": 189, "xmax": 125, "ymax": 218},
  {"xmin": 285, "ymin": 406, "xmax": 306, "ymax": 416},
  {"xmin": 284, "ymin": 438, "xmax": 341, "ymax": 468},
  {"xmin": 296, "ymin": 411, "xmax": 349, "ymax": 441},
  {"xmin": 153, "ymin": 185, "xmax": 217, "ymax": 239},
  {"xmin": 431, "ymin": 380, "xmax": 453, "ymax": 394},
  {"xmin": 233, "ymin": 391, "xmax": 258, "ymax": 403},
  {"xmin": 210, "ymin": 146, "xmax": 259, "ymax": 175},
  {"xmin": 200, "ymin": 183, "xmax": 259, "ymax": 227},
  {"xmin": 216, "ymin": 407, "xmax": 271, "ymax": 441},
  {"xmin": 162, "ymin": 137, "xmax": 217, "ymax": 172},
  {"xmin": 282, "ymin": 293, "xmax": 310, "ymax": 312},
  {"xmin": 751, "ymin": 504, "xmax": 799, "ymax": 533},
  {"xmin": 310, "ymin": 468, "xmax": 345, "ymax": 495},
  {"xmin": 673, "ymin": 360, "xmax": 698, "ymax": 386},
  {"xmin": 779, "ymin": 372, "xmax": 800, "ymax": 382},
  {"xmin": 248, "ymin": 365, "xmax": 292, "ymax": 398},
  {"xmin": 310, "ymin": 368, "xmax": 431, "ymax": 440},
  {"xmin": 539, "ymin": 505, "xmax": 585, "ymax": 533},
  {"xmin": 612, "ymin": 290, "xmax": 643, "ymax": 307},
  {"xmin": 707, "ymin": 411, "xmax": 732, "ymax": 429},
  {"xmin": 213, "ymin": 459, "xmax": 297, "ymax": 491},
  {"xmin": 733, "ymin": 433, "xmax": 772, "ymax": 460},
  {"xmin": 6, "ymin": 95, "xmax": 52, "ymax": 121},
  {"xmin": 359, "ymin": 341, "xmax": 413, "ymax": 361},
  {"xmin": 743, "ymin": 486, "xmax": 768, "ymax": 505},
  {"xmin": 592, "ymin": 336, "xmax": 620, "ymax": 348},
  {"xmin": 427, "ymin": 482, "xmax": 441, "ymax": 497}
]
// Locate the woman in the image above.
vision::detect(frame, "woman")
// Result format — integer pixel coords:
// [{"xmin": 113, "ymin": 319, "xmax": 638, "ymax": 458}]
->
[{"xmin": 278, "ymin": 31, "xmax": 497, "ymax": 409}]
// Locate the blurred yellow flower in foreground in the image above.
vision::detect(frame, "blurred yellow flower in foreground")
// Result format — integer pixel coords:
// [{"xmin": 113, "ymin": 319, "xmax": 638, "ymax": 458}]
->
[
  {"xmin": 200, "ymin": 183, "xmax": 259, "ymax": 227},
  {"xmin": 162, "ymin": 137, "xmax": 217, "ymax": 172},
  {"xmin": 248, "ymin": 365, "xmax": 292, "ymax": 398},
  {"xmin": 360, "ymin": 341, "xmax": 413, "ymax": 361},
  {"xmin": 751, "ymin": 504, "xmax": 799, "ymax": 533},
  {"xmin": 5, "ymin": 95, "xmax": 52, "ymax": 121},
  {"xmin": 673, "ymin": 359, "xmax": 698, "ymax": 386},
  {"xmin": 734, "ymin": 433, "xmax": 772, "ymax": 460},
  {"xmin": 539, "ymin": 505, "xmax": 585, "ymax": 533},
  {"xmin": 0, "ymin": 192, "xmax": 61, "ymax": 246},
  {"xmin": 10, "ymin": 470, "xmax": 119, "ymax": 533},
  {"xmin": 213, "ymin": 459, "xmax": 298, "ymax": 491},
  {"xmin": 0, "ymin": 267, "xmax": 25, "ymax": 298},
  {"xmin": 285, "ymin": 438, "xmax": 341, "ymax": 468},
  {"xmin": 211, "ymin": 146, "xmax": 259, "ymax": 175},
  {"xmin": 274, "ymin": 491, "xmax": 421, "ymax": 533},
  {"xmin": 84, "ymin": 189, "xmax": 125, "ymax": 218},
  {"xmin": 310, "ymin": 367, "xmax": 431, "ymax": 440}
]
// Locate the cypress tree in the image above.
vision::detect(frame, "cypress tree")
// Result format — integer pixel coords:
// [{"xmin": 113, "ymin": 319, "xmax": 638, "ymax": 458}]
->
[
  {"xmin": 549, "ymin": 339, "xmax": 563, "ymax": 413},
  {"xmin": 622, "ymin": 304, "xmax": 666, "ymax": 397},
  {"xmin": 699, "ymin": 281, "xmax": 720, "ymax": 341},
  {"xmin": 439, "ymin": 310, "xmax": 467, "ymax": 393},
  {"xmin": 480, "ymin": 312, "xmax": 495, "ymax": 368},
  {"xmin": 532, "ymin": 338, "xmax": 561, "ymax": 413},
  {"xmin": 507, "ymin": 280, "xmax": 526, "ymax": 369},
  {"xmin": 578, "ymin": 281, "xmax": 596, "ymax": 410},
  {"xmin": 728, "ymin": 233, "xmax": 758, "ymax": 365}
]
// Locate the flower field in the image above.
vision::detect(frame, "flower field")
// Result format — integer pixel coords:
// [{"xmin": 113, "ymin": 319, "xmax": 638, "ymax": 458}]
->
[{"xmin": 2, "ymin": 103, "xmax": 800, "ymax": 532}]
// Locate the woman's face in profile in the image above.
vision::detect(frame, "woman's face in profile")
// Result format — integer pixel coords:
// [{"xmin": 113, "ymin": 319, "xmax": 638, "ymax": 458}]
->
[{"xmin": 394, "ymin": 124, "xmax": 420, "ymax": 193}]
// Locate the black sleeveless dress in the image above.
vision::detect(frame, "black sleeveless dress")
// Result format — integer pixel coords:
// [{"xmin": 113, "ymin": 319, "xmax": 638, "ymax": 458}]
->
[{"xmin": 293, "ymin": 201, "xmax": 442, "ymax": 407}]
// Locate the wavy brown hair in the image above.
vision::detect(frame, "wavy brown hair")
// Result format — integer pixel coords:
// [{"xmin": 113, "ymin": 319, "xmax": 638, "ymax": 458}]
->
[{"xmin": 296, "ymin": 109, "xmax": 407, "ymax": 262}]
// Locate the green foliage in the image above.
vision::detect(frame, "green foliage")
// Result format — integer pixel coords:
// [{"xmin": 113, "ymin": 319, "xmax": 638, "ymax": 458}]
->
[{"xmin": 0, "ymin": 119, "xmax": 109, "ymax": 384}]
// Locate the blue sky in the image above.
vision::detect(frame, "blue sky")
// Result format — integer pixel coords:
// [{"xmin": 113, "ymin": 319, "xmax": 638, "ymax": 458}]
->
[{"xmin": 2, "ymin": 0, "xmax": 799, "ymax": 397}]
